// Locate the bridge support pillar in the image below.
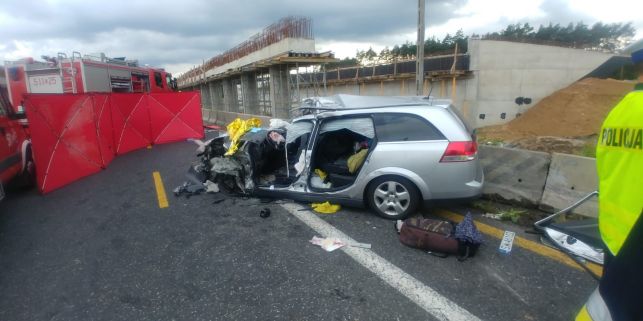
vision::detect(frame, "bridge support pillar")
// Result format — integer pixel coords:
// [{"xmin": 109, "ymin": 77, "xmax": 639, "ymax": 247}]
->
[
  {"xmin": 222, "ymin": 78, "xmax": 238, "ymax": 112},
  {"xmin": 241, "ymin": 73, "xmax": 259, "ymax": 115},
  {"xmin": 269, "ymin": 65, "xmax": 290, "ymax": 118}
]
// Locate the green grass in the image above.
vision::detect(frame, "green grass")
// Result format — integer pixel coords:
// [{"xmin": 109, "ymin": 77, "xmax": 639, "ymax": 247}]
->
[
  {"xmin": 497, "ymin": 208, "xmax": 527, "ymax": 224},
  {"xmin": 471, "ymin": 200, "xmax": 498, "ymax": 213},
  {"xmin": 477, "ymin": 136, "xmax": 505, "ymax": 146}
]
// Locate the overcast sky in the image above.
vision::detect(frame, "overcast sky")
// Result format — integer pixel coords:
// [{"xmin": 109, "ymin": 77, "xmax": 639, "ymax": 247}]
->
[{"xmin": 1, "ymin": 0, "xmax": 641, "ymax": 76}]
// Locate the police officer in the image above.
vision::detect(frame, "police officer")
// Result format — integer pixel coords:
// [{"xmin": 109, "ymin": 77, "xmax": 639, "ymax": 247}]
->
[{"xmin": 576, "ymin": 42, "xmax": 643, "ymax": 321}]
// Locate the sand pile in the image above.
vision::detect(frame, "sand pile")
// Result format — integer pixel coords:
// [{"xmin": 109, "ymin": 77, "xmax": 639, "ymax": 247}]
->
[{"xmin": 478, "ymin": 78, "xmax": 635, "ymax": 142}]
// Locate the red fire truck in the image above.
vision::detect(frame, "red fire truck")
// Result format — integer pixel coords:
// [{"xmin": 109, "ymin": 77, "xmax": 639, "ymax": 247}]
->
[
  {"xmin": 0, "ymin": 77, "xmax": 32, "ymax": 200},
  {"xmin": 3, "ymin": 52, "xmax": 176, "ymax": 113},
  {"xmin": 0, "ymin": 52, "xmax": 176, "ymax": 200}
]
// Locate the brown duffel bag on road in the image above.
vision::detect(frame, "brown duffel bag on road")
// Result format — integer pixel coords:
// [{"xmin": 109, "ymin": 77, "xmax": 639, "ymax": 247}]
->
[{"xmin": 399, "ymin": 217, "xmax": 460, "ymax": 255}]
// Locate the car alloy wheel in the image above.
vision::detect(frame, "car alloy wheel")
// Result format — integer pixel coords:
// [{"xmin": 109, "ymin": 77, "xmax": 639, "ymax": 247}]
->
[
  {"xmin": 373, "ymin": 181, "xmax": 410, "ymax": 216},
  {"xmin": 367, "ymin": 176, "xmax": 420, "ymax": 220}
]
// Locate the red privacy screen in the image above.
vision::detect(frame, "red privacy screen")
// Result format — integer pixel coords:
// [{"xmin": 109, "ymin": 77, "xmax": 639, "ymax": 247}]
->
[{"xmin": 24, "ymin": 91, "xmax": 203, "ymax": 194}]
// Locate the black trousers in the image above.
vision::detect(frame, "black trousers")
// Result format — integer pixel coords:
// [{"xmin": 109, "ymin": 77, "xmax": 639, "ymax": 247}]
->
[{"xmin": 599, "ymin": 212, "xmax": 643, "ymax": 321}]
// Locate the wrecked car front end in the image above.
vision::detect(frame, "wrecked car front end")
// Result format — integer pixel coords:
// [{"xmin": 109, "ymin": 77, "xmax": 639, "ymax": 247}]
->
[{"xmin": 177, "ymin": 121, "xmax": 295, "ymax": 197}]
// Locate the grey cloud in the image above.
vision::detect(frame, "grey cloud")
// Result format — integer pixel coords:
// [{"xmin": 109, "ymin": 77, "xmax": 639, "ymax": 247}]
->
[
  {"xmin": 1, "ymin": 0, "xmax": 464, "ymax": 42},
  {"xmin": 1, "ymin": 0, "xmax": 467, "ymax": 73},
  {"xmin": 0, "ymin": 0, "xmax": 640, "ymax": 75},
  {"xmin": 537, "ymin": 0, "xmax": 594, "ymax": 27}
]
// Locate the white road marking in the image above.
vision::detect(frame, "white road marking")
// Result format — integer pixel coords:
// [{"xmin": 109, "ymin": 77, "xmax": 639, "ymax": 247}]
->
[{"xmin": 280, "ymin": 203, "xmax": 483, "ymax": 321}]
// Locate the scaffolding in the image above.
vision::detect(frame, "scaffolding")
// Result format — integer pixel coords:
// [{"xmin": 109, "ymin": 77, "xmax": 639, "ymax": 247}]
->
[
  {"xmin": 295, "ymin": 53, "xmax": 471, "ymax": 86},
  {"xmin": 179, "ymin": 16, "xmax": 313, "ymax": 82}
]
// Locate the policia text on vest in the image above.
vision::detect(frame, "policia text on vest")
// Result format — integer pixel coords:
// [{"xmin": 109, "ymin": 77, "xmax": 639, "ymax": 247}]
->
[{"xmin": 600, "ymin": 128, "xmax": 643, "ymax": 150}]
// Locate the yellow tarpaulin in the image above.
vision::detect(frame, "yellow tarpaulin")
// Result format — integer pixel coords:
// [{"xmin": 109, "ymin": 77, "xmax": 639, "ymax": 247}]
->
[
  {"xmin": 314, "ymin": 168, "xmax": 328, "ymax": 181},
  {"xmin": 347, "ymin": 149, "xmax": 368, "ymax": 174},
  {"xmin": 224, "ymin": 118, "xmax": 262, "ymax": 156},
  {"xmin": 311, "ymin": 201, "xmax": 341, "ymax": 214}
]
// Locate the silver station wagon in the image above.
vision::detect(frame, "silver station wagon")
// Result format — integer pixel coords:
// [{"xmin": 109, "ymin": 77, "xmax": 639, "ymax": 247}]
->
[{"xmin": 198, "ymin": 95, "xmax": 483, "ymax": 219}]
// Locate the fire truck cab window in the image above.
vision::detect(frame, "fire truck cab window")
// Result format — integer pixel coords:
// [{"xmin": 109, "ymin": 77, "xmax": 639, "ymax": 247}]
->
[
  {"xmin": 154, "ymin": 72, "xmax": 163, "ymax": 88},
  {"xmin": 166, "ymin": 74, "xmax": 173, "ymax": 89}
]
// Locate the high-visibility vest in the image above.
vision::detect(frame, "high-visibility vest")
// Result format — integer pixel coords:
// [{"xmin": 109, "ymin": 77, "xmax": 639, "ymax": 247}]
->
[
  {"xmin": 577, "ymin": 88, "xmax": 643, "ymax": 321},
  {"xmin": 595, "ymin": 89, "xmax": 643, "ymax": 256}
]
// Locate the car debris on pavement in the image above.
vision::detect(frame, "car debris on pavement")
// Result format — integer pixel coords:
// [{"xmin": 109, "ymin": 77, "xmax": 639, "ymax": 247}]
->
[
  {"xmin": 259, "ymin": 208, "xmax": 271, "ymax": 218},
  {"xmin": 499, "ymin": 230, "xmax": 516, "ymax": 255},
  {"xmin": 173, "ymin": 181, "xmax": 205, "ymax": 197},
  {"xmin": 204, "ymin": 180, "xmax": 219, "ymax": 193}
]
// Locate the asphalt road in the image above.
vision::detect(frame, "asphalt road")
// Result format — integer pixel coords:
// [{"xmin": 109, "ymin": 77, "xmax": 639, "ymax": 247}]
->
[{"xmin": 0, "ymin": 136, "xmax": 597, "ymax": 321}]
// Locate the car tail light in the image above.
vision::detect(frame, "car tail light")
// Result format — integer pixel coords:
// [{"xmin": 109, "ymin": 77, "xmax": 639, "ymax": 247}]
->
[{"xmin": 440, "ymin": 141, "xmax": 477, "ymax": 162}]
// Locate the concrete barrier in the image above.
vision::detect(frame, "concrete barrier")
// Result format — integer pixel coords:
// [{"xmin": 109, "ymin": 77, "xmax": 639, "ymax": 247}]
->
[
  {"xmin": 540, "ymin": 153, "xmax": 598, "ymax": 217},
  {"xmin": 479, "ymin": 145, "xmax": 551, "ymax": 207}
]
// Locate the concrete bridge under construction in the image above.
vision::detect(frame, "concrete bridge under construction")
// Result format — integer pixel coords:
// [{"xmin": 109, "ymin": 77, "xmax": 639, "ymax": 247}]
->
[
  {"xmin": 178, "ymin": 17, "xmax": 337, "ymax": 120},
  {"xmin": 178, "ymin": 17, "xmax": 471, "ymax": 123},
  {"xmin": 179, "ymin": 16, "xmax": 619, "ymax": 128}
]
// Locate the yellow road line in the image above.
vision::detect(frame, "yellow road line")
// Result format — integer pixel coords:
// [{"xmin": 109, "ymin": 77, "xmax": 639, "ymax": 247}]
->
[
  {"xmin": 434, "ymin": 209, "xmax": 603, "ymax": 277},
  {"xmin": 152, "ymin": 171, "xmax": 169, "ymax": 208}
]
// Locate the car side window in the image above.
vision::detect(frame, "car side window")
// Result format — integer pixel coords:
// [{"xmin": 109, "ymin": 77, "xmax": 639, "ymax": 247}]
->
[{"xmin": 373, "ymin": 113, "xmax": 444, "ymax": 142}]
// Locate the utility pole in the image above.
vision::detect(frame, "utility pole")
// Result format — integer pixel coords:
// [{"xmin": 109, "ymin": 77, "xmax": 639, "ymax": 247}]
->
[{"xmin": 415, "ymin": 0, "xmax": 425, "ymax": 96}]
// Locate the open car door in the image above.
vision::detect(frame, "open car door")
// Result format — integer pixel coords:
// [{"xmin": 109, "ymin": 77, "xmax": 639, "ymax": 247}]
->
[{"xmin": 307, "ymin": 115, "xmax": 376, "ymax": 192}]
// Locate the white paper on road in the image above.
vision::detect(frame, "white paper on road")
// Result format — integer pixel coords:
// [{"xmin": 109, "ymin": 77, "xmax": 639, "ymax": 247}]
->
[
  {"xmin": 309, "ymin": 236, "xmax": 372, "ymax": 251},
  {"xmin": 309, "ymin": 236, "xmax": 345, "ymax": 252}
]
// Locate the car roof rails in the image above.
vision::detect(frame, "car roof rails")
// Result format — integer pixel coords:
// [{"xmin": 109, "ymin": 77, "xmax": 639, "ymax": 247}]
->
[{"xmin": 292, "ymin": 94, "xmax": 452, "ymax": 115}]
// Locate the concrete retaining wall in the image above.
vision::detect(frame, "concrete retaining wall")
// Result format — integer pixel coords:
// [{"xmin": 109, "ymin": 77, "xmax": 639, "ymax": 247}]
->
[
  {"xmin": 540, "ymin": 153, "xmax": 598, "ymax": 217},
  {"xmin": 464, "ymin": 39, "xmax": 614, "ymax": 128},
  {"xmin": 479, "ymin": 145, "xmax": 551, "ymax": 207}
]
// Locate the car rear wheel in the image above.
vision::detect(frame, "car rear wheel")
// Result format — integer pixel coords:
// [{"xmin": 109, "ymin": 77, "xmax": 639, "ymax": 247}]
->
[{"xmin": 367, "ymin": 176, "xmax": 419, "ymax": 220}]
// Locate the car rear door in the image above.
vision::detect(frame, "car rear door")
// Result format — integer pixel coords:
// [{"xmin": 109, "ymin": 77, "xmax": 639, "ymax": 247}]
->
[{"xmin": 360, "ymin": 113, "xmax": 449, "ymax": 199}]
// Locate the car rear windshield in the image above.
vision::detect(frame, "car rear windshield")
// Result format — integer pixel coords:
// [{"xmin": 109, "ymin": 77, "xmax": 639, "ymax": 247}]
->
[
  {"xmin": 446, "ymin": 105, "xmax": 474, "ymax": 135},
  {"xmin": 373, "ymin": 113, "xmax": 445, "ymax": 142}
]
